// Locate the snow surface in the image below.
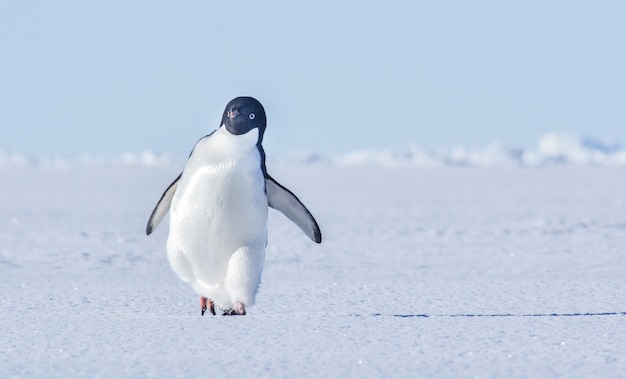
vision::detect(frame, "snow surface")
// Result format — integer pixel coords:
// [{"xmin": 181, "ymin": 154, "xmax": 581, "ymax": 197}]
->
[
  {"xmin": 3, "ymin": 132, "xmax": 626, "ymax": 169},
  {"xmin": 2, "ymin": 146, "xmax": 626, "ymax": 377}
]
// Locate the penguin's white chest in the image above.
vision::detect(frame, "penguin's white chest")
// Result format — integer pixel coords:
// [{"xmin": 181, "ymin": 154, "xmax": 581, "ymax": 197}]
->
[{"xmin": 166, "ymin": 127, "xmax": 268, "ymax": 308}]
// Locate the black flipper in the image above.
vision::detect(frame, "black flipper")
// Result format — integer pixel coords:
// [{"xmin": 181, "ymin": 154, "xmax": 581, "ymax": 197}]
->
[
  {"xmin": 265, "ymin": 175, "xmax": 322, "ymax": 243},
  {"xmin": 146, "ymin": 173, "xmax": 181, "ymax": 235}
]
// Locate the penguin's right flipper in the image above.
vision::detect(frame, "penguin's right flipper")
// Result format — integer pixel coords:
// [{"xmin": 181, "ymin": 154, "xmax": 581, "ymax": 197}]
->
[
  {"xmin": 265, "ymin": 175, "xmax": 322, "ymax": 243},
  {"xmin": 146, "ymin": 173, "xmax": 181, "ymax": 235}
]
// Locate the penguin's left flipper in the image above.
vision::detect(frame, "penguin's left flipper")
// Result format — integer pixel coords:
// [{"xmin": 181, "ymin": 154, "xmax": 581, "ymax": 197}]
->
[
  {"xmin": 146, "ymin": 173, "xmax": 181, "ymax": 235},
  {"xmin": 265, "ymin": 175, "xmax": 322, "ymax": 243}
]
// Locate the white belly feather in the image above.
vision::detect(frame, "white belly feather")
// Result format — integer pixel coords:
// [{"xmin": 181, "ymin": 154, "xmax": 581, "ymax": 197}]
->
[{"xmin": 166, "ymin": 127, "xmax": 268, "ymax": 309}]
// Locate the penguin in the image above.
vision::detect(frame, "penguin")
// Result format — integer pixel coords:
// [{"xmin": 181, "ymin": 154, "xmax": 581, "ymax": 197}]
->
[{"xmin": 146, "ymin": 96, "xmax": 322, "ymax": 316}]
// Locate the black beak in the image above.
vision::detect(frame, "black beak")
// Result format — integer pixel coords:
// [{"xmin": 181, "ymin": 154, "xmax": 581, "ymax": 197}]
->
[{"xmin": 227, "ymin": 108, "xmax": 240, "ymax": 119}]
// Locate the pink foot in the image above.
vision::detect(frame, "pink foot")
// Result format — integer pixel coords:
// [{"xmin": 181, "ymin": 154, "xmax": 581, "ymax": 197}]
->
[
  {"xmin": 223, "ymin": 302, "xmax": 246, "ymax": 316},
  {"xmin": 200, "ymin": 297, "xmax": 216, "ymax": 316}
]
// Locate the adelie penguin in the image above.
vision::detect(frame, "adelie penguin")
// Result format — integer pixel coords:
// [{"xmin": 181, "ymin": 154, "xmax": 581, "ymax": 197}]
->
[{"xmin": 146, "ymin": 97, "xmax": 322, "ymax": 316}]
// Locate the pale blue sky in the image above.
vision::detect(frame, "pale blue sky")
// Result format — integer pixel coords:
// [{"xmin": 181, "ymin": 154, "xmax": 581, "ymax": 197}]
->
[{"xmin": 1, "ymin": 1, "xmax": 625, "ymax": 157}]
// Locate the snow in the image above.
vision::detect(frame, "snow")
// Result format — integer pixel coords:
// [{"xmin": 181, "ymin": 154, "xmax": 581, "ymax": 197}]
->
[
  {"xmin": 3, "ymin": 133, "xmax": 626, "ymax": 169},
  {"xmin": 271, "ymin": 133, "xmax": 626, "ymax": 168},
  {"xmin": 2, "ymin": 141, "xmax": 626, "ymax": 377}
]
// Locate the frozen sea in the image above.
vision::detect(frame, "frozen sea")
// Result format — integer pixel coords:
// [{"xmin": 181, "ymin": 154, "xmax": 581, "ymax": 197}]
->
[{"xmin": 2, "ymin": 141, "xmax": 626, "ymax": 378}]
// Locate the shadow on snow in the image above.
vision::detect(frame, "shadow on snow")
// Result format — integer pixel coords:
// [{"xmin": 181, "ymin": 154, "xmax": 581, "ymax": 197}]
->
[{"xmin": 372, "ymin": 311, "xmax": 626, "ymax": 318}]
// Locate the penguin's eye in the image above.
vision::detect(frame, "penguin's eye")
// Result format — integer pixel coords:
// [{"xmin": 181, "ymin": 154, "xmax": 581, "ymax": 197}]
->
[{"xmin": 249, "ymin": 113, "xmax": 255, "ymax": 120}]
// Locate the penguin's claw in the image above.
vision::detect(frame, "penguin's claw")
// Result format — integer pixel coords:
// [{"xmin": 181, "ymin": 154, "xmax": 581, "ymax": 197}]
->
[
  {"xmin": 200, "ymin": 297, "xmax": 216, "ymax": 316},
  {"xmin": 223, "ymin": 302, "xmax": 246, "ymax": 316}
]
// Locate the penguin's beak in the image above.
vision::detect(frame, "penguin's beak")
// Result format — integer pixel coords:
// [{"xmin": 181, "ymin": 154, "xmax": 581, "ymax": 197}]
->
[{"xmin": 227, "ymin": 108, "xmax": 240, "ymax": 119}]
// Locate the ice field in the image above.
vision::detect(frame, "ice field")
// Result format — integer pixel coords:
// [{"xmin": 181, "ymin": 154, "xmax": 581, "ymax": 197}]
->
[{"xmin": 2, "ymin": 137, "xmax": 626, "ymax": 378}]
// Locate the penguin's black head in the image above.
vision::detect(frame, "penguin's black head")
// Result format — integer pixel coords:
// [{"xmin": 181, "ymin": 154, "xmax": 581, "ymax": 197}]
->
[{"xmin": 221, "ymin": 97, "xmax": 267, "ymax": 141}]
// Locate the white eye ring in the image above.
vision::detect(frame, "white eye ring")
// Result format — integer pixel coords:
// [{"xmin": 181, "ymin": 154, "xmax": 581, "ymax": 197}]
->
[{"xmin": 249, "ymin": 113, "xmax": 255, "ymax": 120}]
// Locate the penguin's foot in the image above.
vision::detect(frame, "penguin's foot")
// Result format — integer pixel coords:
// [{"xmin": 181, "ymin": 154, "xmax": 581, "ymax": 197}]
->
[
  {"xmin": 200, "ymin": 297, "xmax": 216, "ymax": 316},
  {"xmin": 223, "ymin": 302, "xmax": 246, "ymax": 316}
]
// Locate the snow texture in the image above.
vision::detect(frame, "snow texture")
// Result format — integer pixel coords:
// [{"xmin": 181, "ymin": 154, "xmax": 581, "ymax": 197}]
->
[
  {"xmin": 2, "ymin": 133, "xmax": 626, "ymax": 169},
  {"xmin": 2, "ymin": 145, "xmax": 626, "ymax": 377}
]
